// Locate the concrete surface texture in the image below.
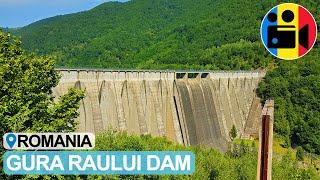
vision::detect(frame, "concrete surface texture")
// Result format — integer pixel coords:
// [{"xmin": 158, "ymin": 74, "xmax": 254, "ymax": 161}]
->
[{"xmin": 54, "ymin": 70, "xmax": 265, "ymax": 151}]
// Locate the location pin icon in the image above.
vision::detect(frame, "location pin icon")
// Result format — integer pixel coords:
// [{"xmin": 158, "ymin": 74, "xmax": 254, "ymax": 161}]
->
[{"xmin": 5, "ymin": 133, "xmax": 17, "ymax": 149}]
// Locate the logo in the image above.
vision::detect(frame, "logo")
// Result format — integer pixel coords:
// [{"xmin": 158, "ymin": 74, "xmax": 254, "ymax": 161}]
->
[
  {"xmin": 261, "ymin": 3, "xmax": 317, "ymax": 60},
  {"xmin": 3, "ymin": 133, "xmax": 95, "ymax": 150}
]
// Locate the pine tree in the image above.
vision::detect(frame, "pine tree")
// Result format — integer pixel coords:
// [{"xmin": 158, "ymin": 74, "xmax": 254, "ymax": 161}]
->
[{"xmin": 229, "ymin": 125, "xmax": 237, "ymax": 141}]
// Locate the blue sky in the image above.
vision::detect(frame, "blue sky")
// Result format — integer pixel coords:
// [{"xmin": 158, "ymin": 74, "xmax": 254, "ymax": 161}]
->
[{"xmin": 0, "ymin": 0, "xmax": 128, "ymax": 28}]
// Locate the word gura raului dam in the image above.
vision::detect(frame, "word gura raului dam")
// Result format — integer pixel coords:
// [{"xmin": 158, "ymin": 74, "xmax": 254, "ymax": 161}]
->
[{"xmin": 53, "ymin": 69, "xmax": 266, "ymax": 152}]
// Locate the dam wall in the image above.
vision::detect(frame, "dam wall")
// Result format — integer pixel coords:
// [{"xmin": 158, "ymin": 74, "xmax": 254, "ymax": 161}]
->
[
  {"xmin": 174, "ymin": 72, "xmax": 263, "ymax": 151},
  {"xmin": 54, "ymin": 69, "xmax": 265, "ymax": 151}
]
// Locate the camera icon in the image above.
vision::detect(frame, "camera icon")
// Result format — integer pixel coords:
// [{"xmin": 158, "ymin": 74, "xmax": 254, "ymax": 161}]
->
[
  {"xmin": 267, "ymin": 10, "xmax": 309, "ymax": 49},
  {"xmin": 261, "ymin": 3, "xmax": 317, "ymax": 60}
]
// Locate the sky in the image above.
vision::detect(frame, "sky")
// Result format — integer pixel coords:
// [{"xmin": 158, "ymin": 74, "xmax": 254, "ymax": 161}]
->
[{"xmin": 0, "ymin": 0, "xmax": 128, "ymax": 28}]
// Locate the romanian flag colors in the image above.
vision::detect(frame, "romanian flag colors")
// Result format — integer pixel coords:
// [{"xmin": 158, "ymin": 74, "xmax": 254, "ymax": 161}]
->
[{"xmin": 261, "ymin": 3, "xmax": 317, "ymax": 60}]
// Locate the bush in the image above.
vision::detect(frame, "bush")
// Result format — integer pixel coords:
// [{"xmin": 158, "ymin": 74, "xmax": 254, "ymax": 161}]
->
[
  {"xmin": 88, "ymin": 129, "xmax": 319, "ymax": 180},
  {"xmin": 296, "ymin": 147, "xmax": 304, "ymax": 161}
]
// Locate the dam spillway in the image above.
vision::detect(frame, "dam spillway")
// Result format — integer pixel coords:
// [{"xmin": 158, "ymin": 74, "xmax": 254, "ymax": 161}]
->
[{"xmin": 54, "ymin": 69, "xmax": 265, "ymax": 152}]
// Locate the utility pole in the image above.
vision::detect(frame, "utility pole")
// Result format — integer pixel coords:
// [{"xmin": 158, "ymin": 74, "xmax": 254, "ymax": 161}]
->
[{"xmin": 257, "ymin": 100, "xmax": 274, "ymax": 180}]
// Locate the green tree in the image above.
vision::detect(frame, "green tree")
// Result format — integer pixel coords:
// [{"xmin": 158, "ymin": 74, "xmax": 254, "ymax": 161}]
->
[
  {"xmin": 0, "ymin": 30, "xmax": 85, "ymax": 178},
  {"xmin": 229, "ymin": 125, "xmax": 237, "ymax": 141}
]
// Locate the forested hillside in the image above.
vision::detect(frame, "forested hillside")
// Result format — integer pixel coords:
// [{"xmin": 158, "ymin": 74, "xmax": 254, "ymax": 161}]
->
[
  {"xmin": 9, "ymin": 0, "xmax": 320, "ymax": 155},
  {"xmin": 258, "ymin": 49, "xmax": 320, "ymax": 154},
  {"xmin": 13, "ymin": 0, "xmax": 279, "ymax": 69}
]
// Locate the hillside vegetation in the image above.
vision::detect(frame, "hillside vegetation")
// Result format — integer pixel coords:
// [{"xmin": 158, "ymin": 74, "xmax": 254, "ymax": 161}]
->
[
  {"xmin": 9, "ymin": 0, "xmax": 320, "ymax": 155},
  {"xmin": 37, "ymin": 130, "xmax": 319, "ymax": 180},
  {"xmin": 90, "ymin": 130, "xmax": 319, "ymax": 180},
  {"xmin": 13, "ymin": 0, "xmax": 279, "ymax": 69},
  {"xmin": 258, "ymin": 50, "xmax": 320, "ymax": 154}
]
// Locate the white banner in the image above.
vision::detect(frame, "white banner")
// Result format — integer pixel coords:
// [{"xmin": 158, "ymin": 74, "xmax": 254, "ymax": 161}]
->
[{"xmin": 3, "ymin": 133, "xmax": 95, "ymax": 150}]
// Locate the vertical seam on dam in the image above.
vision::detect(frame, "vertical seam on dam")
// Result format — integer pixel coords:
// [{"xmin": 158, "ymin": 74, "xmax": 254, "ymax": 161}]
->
[{"xmin": 173, "ymin": 96, "xmax": 185, "ymax": 145}]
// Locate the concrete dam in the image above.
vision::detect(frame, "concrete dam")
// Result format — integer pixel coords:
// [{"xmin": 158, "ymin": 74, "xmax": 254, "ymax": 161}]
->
[{"xmin": 54, "ymin": 69, "xmax": 265, "ymax": 151}]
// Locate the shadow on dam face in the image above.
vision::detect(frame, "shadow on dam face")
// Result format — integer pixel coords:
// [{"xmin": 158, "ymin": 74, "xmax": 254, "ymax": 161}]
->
[{"xmin": 54, "ymin": 69, "xmax": 265, "ymax": 152}]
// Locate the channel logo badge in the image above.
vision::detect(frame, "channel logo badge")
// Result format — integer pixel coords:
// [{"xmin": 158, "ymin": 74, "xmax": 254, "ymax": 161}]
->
[
  {"xmin": 3, "ymin": 133, "xmax": 95, "ymax": 150},
  {"xmin": 261, "ymin": 3, "xmax": 317, "ymax": 60}
]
